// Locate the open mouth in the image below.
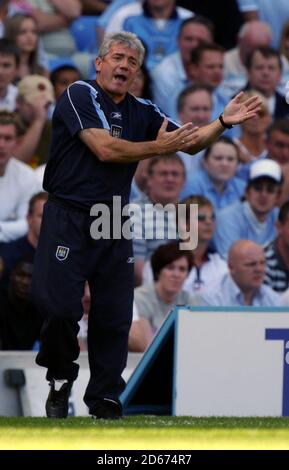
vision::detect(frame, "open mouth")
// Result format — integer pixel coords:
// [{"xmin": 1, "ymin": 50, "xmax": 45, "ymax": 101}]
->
[{"xmin": 113, "ymin": 74, "xmax": 127, "ymax": 83}]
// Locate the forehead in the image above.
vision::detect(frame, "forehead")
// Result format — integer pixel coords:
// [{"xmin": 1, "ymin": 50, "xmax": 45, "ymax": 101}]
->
[
  {"xmin": 209, "ymin": 141, "xmax": 237, "ymax": 154},
  {"xmin": 0, "ymin": 123, "xmax": 17, "ymax": 135},
  {"xmin": 152, "ymin": 159, "xmax": 183, "ymax": 171},
  {"xmin": 186, "ymin": 90, "xmax": 211, "ymax": 104},
  {"xmin": 251, "ymin": 51, "xmax": 280, "ymax": 66},
  {"xmin": 200, "ymin": 50, "xmax": 223, "ymax": 63},
  {"xmin": 180, "ymin": 23, "xmax": 211, "ymax": 39},
  {"xmin": 107, "ymin": 43, "xmax": 140, "ymax": 59}
]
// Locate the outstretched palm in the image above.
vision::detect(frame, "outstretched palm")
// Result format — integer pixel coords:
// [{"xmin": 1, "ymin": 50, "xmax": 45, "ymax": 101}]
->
[{"xmin": 223, "ymin": 92, "xmax": 261, "ymax": 126}]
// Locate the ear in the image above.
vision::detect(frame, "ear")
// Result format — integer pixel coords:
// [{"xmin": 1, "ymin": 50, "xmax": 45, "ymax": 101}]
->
[{"xmin": 95, "ymin": 57, "xmax": 102, "ymax": 73}]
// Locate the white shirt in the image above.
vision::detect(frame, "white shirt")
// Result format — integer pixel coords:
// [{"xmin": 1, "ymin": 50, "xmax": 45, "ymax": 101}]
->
[
  {"xmin": 0, "ymin": 158, "xmax": 42, "ymax": 242},
  {"xmin": 0, "ymin": 84, "xmax": 18, "ymax": 112}
]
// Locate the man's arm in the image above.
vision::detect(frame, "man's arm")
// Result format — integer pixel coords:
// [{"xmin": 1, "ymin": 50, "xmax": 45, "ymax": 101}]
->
[
  {"xmin": 185, "ymin": 92, "xmax": 261, "ymax": 155},
  {"xmin": 79, "ymin": 120, "xmax": 197, "ymax": 163},
  {"xmin": 79, "ymin": 93, "xmax": 260, "ymax": 163}
]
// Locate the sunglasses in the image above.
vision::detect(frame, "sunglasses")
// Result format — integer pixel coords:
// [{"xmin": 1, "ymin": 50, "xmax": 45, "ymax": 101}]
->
[
  {"xmin": 197, "ymin": 213, "xmax": 216, "ymax": 222},
  {"xmin": 251, "ymin": 182, "xmax": 279, "ymax": 193}
]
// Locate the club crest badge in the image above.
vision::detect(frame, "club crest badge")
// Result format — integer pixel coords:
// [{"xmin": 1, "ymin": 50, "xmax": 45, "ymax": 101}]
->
[
  {"xmin": 56, "ymin": 245, "xmax": 70, "ymax": 261},
  {"xmin": 111, "ymin": 125, "xmax": 122, "ymax": 138}
]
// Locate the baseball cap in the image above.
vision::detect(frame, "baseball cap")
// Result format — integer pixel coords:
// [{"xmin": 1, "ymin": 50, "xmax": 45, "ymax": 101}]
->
[
  {"xmin": 249, "ymin": 159, "xmax": 282, "ymax": 183},
  {"xmin": 17, "ymin": 75, "xmax": 55, "ymax": 105}
]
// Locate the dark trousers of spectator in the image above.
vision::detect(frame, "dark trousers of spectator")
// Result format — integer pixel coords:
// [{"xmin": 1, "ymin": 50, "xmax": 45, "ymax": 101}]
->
[{"xmin": 31, "ymin": 197, "xmax": 134, "ymax": 412}]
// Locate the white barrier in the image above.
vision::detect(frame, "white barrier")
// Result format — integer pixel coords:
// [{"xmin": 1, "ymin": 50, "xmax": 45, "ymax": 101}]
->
[
  {"xmin": 122, "ymin": 306, "xmax": 289, "ymax": 417},
  {"xmin": 0, "ymin": 352, "xmax": 143, "ymax": 417}
]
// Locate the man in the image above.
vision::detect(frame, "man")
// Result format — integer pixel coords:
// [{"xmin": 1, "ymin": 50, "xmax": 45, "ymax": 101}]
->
[
  {"xmin": 133, "ymin": 154, "xmax": 186, "ymax": 285},
  {"xmin": 222, "ymin": 21, "xmax": 272, "ymax": 97},
  {"xmin": 0, "ymin": 256, "xmax": 42, "ymax": 350},
  {"xmin": 201, "ymin": 239, "xmax": 282, "ymax": 306},
  {"xmin": 31, "ymin": 31, "xmax": 260, "ymax": 420},
  {"xmin": 0, "ymin": 191, "xmax": 47, "ymax": 290},
  {"xmin": 264, "ymin": 201, "xmax": 289, "ymax": 293},
  {"xmin": 151, "ymin": 15, "xmax": 214, "ymax": 118},
  {"xmin": 0, "ymin": 39, "xmax": 19, "ymax": 112},
  {"xmin": 265, "ymin": 119, "xmax": 289, "ymax": 205},
  {"xmin": 176, "ymin": 84, "xmax": 213, "ymax": 173},
  {"xmin": 14, "ymin": 74, "xmax": 55, "ymax": 167},
  {"xmin": 0, "ymin": 110, "xmax": 41, "ymax": 243},
  {"xmin": 242, "ymin": 47, "xmax": 288, "ymax": 120},
  {"xmin": 214, "ymin": 159, "xmax": 282, "ymax": 259}
]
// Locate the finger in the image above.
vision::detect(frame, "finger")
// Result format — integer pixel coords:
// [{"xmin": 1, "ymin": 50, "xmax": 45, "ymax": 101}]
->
[
  {"xmin": 233, "ymin": 91, "xmax": 244, "ymax": 102},
  {"xmin": 175, "ymin": 122, "xmax": 193, "ymax": 135},
  {"xmin": 159, "ymin": 118, "xmax": 168, "ymax": 133},
  {"xmin": 242, "ymin": 111, "xmax": 259, "ymax": 121},
  {"xmin": 243, "ymin": 96, "xmax": 262, "ymax": 111}
]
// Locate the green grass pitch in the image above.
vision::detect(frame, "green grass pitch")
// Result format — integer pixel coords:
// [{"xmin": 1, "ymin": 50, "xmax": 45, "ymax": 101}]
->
[{"xmin": 1, "ymin": 416, "xmax": 289, "ymax": 450}]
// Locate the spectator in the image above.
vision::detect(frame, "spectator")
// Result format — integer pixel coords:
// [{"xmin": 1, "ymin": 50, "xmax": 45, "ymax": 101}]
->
[
  {"xmin": 0, "ymin": 191, "xmax": 47, "ymax": 290},
  {"xmin": 222, "ymin": 21, "xmax": 272, "ymax": 98},
  {"xmin": 15, "ymin": 74, "xmax": 54, "ymax": 167},
  {"xmin": 243, "ymin": 46, "xmax": 288, "ymax": 119},
  {"xmin": 0, "ymin": 38, "xmax": 20, "ymax": 111},
  {"xmin": 151, "ymin": 15, "xmax": 214, "ymax": 118},
  {"xmin": 176, "ymin": 83, "xmax": 213, "ymax": 173},
  {"xmin": 128, "ymin": 63, "xmax": 152, "ymax": 100},
  {"xmin": 181, "ymin": 136, "xmax": 246, "ymax": 211},
  {"xmin": 105, "ymin": 0, "xmax": 193, "ymax": 70},
  {"xmin": 0, "ymin": 255, "xmax": 43, "ymax": 350},
  {"xmin": 236, "ymin": 0, "xmax": 289, "ymax": 49},
  {"xmin": 188, "ymin": 43, "xmax": 228, "ymax": 120},
  {"xmin": 234, "ymin": 89, "xmax": 271, "ymax": 181},
  {"xmin": 4, "ymin": 13, "xmax": 48, "ymax": 81},
  {"xmin": 128, "ymin": 302, "xmax": 153, "ymax": 352},
  {"xmin": 29, "ymin": 0, "xmax": 81, "ymax": 58},
  {"xmin": 134, "ymin": 242, "xmax": 201, "ymax": 341},
  {"xmin": 202, "ymin": 239, "xmax": 282, "ymax": 306},
  {"xmin": 264, "ymin": 201, "xmax": 289, "ymax": 293},
  {"xmin": 132, "ymin": 154, "xmax": 186, "ymax": 285},
  {"xmin": 180, "ymin": 195, "xmax": 228, "ymax": 294},
  {"xmin": 0, "ymin": 110, "xmax": 41, "ymax": 243},
  {"xmin": 214, "ymin": 159, "xmax": 282, "ymax": 259},
  {"xmin": 280, "ymin": 19, "xmax": 289, "ymax": 64},
  {"xmin": 265, "ymin": 119, "xmax": 289, "ymax": 206},
  {"xmin": 50, "ymin": 64, "xmax": 82, "ymax": 101}
]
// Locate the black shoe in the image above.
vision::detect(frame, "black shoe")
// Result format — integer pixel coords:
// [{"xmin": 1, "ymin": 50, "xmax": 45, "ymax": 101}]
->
[
  {"xmin": 45, "ymin": 380, "xmax": 73, "ymax": 418},
  {"xmin": 91, "ymin": 398, "xmax": 122, "ymax": 420}
]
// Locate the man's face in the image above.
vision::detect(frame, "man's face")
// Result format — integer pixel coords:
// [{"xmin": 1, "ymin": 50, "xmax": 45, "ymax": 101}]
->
[
  {"xmin": 0, "ymin": 124, "xmax": 18, "ymax": 174},
  {"xmin": 192, "ymin": 51, "xmax": 224, "ymax": 89},
  {"xmin": 27, "ymin": 199, "xmax": 46, "ymax": 242},
  {"xmin": 266, "ymin": 130, "xmax": 289, "ymax": 165},
  {"xmin": 95, "ymin": 43, "xmax": 140, "ymax": 102},
  {"xmin": 179, "ymin": 90, "xmax": 212, "ymax": 127},
  {"xmin": 147, "ymin": 160, "xmax": 185, "ymax": 204},
  {"xmin": 54, "ymin": 69, "xmax": 81, "ymax": 100},
  {"xmin": 0, "ymin": 54, "xmax": 18, "ymax": 94},
  {"xmin": 203, "ymin": 141, "xmax": 239, "ymax": 184},
  {"xmin": 246, "ymin": 177, "xmax": 280, "ymax": 217},
  {"xmin": 178, "ymin": 23, "xmax": 213, "ymax": 64},
  {"xmin": 248, "ymin": 51, "xmax": 281, "ymax": 97},
  {"xmin": 10, "ymin": 261, "xmax": 33, "ymax": 301},
  {"xmin": 230, "ymin": 246, "xmax": 266, "ymax": 291}
]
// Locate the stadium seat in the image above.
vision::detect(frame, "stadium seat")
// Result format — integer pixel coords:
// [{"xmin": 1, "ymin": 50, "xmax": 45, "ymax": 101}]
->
[{"xmin": 70, "ymin": 16, "xmax": 99, "ymax": 53}]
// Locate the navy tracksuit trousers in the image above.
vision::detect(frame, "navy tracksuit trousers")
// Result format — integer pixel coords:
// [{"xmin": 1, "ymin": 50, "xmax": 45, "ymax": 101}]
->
[{"xmin": 31, "ymin": 198, "xmax": 134, "ymax": 413}]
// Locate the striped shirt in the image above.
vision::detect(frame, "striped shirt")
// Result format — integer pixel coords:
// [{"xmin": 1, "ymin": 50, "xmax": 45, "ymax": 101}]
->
[{"xmin": 264, "ymin": 240, "xmax": 289, "ymax": 292}]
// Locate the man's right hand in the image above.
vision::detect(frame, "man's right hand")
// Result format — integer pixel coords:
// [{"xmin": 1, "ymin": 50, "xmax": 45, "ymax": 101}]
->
[{"xmin": 156, "ymin": 119, "xmax": 199, "ymax": 155}]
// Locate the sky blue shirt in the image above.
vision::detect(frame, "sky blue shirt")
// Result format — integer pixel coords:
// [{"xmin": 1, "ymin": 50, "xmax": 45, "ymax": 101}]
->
[
  {"xmin": 214, "ymin": 200, "xmax": 279, "ymax": 259},
  {"xmin": 180, "ymin": 166, "xmax": 246, "ymax": 210},
  {"xmin": 202, "ymin": 272, "xmax": 283, "ymax": 306}
]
